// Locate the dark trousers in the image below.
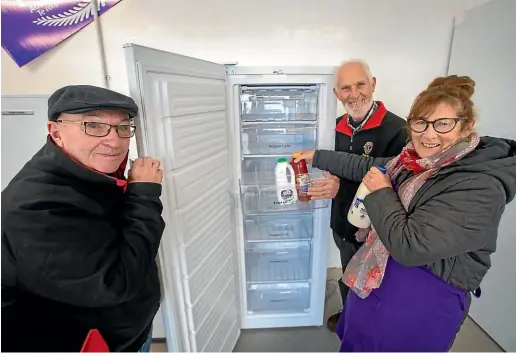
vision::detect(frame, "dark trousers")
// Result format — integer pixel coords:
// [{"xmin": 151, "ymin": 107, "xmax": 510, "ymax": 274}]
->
[{"xmin": 333, "ymin": 231, "xmax": 361, "ymax": 304}]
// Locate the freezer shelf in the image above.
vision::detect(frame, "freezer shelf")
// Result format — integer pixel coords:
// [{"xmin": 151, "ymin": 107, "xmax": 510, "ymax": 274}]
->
[
  {"xmin": 247, "ymin": 282, "xmax": 311, "ymax": 314},
  {"xmin": 246, "ymin": 242, "xmax": 311, "ymax": 283},
  {"xmin": 240, "ymin": 86, "xmax": 318, "ymax": 122},
  {"xmin": 241, "ymin": 159, "xmax": 316, "ymax": 185},
  {"xmin": 241, "ymin": 124, "xmax": 316, "ymax": 156},
  {"xmin": 240, "ymin": 173, "xmax": 330, "ymax": 215},
  {"xmin": 241, "ymin": 186, "xmax": 330, "ymax": 214},
  {"xmin": 244, "ymin": 214, "xmax": 313, "ymax": 242}
]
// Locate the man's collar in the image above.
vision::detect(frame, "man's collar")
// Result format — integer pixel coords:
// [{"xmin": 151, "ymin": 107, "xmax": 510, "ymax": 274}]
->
[
  {"xmin": 347, "ymin": 101, "xmax": 378, "ymax": 132},
  {"xmin": 348, "ymin": 100, "xmax": 377, "ymax": 124},
  {"xmin": 47, "ymin": 135, "xmax": 128, "ymax": 190},
  {"xmin": 335, "ymin": 101, "xmax": 388, "ymax": 136}
]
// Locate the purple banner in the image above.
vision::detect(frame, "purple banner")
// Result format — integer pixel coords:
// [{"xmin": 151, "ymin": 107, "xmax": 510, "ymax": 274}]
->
[{"xmin": 1, "ymin": 0, "xmax": 122, "ymax": 67}]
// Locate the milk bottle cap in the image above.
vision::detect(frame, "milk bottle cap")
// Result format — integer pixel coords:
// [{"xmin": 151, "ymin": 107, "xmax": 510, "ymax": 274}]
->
[
  {"xmin": 376, "ymin": 166, "xmax": 387, "ymax": 174},
  {"xmin": 277, "ymin": 157, "xmax": 288, "ymax": 163}
]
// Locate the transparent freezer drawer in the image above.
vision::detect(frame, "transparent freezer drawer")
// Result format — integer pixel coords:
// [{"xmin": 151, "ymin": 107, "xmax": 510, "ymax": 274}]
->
[
  {"xmin": 247, "ymin": 282, "xmax": 311, "ymax": 314},
  {"xmin": 241, "ymin": 124, "xmax": 317, "ymax": 156},
  {"xmin": 241, "ymin": 156, "xmax": 316, "ymax": 185},
  {"xmin": 241, "ymin": 184, "xmax": 330, "ymax": 215},
  {"xmin": 240, "ymin": 86, "xmax": 318, "ymax": 122},
  {"xmin": 246, "ymin": 242, "xmax": 311, "ymax": 283},
  {"xmin": 244, "ymin": 214, "xmax": 313, "ymax": 242}
]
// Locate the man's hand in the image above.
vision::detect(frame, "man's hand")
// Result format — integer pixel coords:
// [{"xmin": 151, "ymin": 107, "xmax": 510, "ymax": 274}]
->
[
  {"xmin": 308, "ymin": 172, "xmax": 340, "ymax": 200},
  {"xmin": 362, "ymin": 166, "xmax": 392, "ymax": 193},
  {"xmin": 128, "ymin": 157, "xmax": 163, "ymax": 184},
  {"xmin": 293, "ymin": 150, "xmax": 316, "ymax": 164}
]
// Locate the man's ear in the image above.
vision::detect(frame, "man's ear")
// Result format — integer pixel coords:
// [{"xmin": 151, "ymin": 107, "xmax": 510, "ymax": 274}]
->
[
  {"xmin": 371, "ymin": 77, "xmax": 377, "ymax": 92},
  {"xmin": 47, "ymin": 122, "xmax": 63, "ymax": 147},
  {"xmin": 333, "ymin": 87, "xmax": 338, "ymax": 99}
]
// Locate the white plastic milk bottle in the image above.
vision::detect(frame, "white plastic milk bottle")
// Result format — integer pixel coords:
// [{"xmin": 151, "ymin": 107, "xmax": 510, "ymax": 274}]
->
[
  {"xmin": 275, "ymin": 158, "xmax": 298, "ymax": 204},
  {"xmin": 347, "ymin": 166, "xmax": 387, "ymax": 228}
]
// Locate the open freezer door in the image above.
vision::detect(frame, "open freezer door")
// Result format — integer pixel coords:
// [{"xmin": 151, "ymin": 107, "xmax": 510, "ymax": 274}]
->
[{"xmin": 123, "ymin": 44, "xmax": 240, "ymax": 352}]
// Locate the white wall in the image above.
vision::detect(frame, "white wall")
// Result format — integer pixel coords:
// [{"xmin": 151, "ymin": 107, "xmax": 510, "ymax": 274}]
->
[
  {"xmin": 1, "ymin": 0, "xmax": 492, "ymax": 268},
  {"xmin": 447, "ymin": 1, "xmax": 516, "ymax": 350}
]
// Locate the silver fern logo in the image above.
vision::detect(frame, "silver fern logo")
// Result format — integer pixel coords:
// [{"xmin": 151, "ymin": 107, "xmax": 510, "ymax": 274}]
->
[{"xmin": 32, "ymin": 0, "xmax": 108, "ymax": 27}]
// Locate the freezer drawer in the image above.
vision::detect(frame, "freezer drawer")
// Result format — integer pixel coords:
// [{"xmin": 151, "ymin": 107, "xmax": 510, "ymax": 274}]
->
[
  {"xmin": 246, "ymin": 242, "xmax": 311, "ymax": 283},
  {"xmin": 241, "ymin": 124, "xmax": 317, "ymax": 156},
  {"xmin": 241, "ymin": 156, "xmax": 315, "ymax": 185},
  {"xmin": 240, "ymin": 86, "xmax": 318, "ymax": 122},
  {"xmin": 244, "ymin": 214, "xmax": 313, "ymax": 242},
  {"xmin": 241, "ymin": 184, "xmax": 330, "ymax": 215},
  {"xmin": 247, "ymin": 282, "xmax": 311, "ymax": 314}
]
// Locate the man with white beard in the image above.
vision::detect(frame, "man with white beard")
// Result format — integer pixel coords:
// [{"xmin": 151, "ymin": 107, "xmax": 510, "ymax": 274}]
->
[{"xmin": 308, "ymin": 59, "xmax": 407, "ymax": 331}]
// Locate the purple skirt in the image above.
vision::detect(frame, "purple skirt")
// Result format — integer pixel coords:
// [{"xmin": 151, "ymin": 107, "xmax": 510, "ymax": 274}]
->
[{"xmin": 336, "ymin": 257, "xmax": 469, "ymax": 352}]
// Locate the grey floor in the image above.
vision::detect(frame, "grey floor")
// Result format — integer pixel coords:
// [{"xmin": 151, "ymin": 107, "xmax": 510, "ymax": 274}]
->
[{"xmin": 151, "ymin": 268, "xmax": 504, "ymax": 352}]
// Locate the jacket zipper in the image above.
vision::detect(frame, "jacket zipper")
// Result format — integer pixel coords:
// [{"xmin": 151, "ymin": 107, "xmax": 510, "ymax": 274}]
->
[
  {"xmin": 350, "ymin": 131, "xmax": 357, "ymax": 151},
  {"xmin": 347, "ymin": 102, "xmax": 378, "ymax": 152}
]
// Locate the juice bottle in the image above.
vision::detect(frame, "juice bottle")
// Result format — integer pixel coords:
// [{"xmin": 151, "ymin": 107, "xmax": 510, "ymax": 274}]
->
[{"xmin": 291, "ymin": 152, "xmax": 311, "ymax": 202}]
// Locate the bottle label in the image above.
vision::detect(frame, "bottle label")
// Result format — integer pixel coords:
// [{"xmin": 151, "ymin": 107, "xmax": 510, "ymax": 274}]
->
[
  {"xmin": 296, "ymin": 174, "xmax": 310, "ymax": 194},
  {"xmin": 352, "ymin": 197, "xmax": 364, "ymax": 210},
  {"xmin": 350, "ymin": 197, "xmax": 368, "ymax": 220},
  {"xmin": 281, "ymin": 189, "xmax": 294, "ymax": 199},
  {"xmin": 275, "ymin": 188, "xmax": 296, "ymax": 205}
]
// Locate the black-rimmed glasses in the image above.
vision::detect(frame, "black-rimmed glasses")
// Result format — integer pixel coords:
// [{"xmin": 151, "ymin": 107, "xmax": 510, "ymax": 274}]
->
[
  {"xmin": 57, "ymin": 120, "xmax": 136, "ymax": 138},
  {"xmin": 408, "ymin": 117, "xmax": 464, "ymax": 134}
]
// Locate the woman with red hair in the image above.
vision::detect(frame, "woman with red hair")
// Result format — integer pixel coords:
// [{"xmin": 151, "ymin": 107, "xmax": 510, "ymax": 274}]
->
[{"xmin": 295, "ymin": 75, "xmax": 516, "ymax": 351}]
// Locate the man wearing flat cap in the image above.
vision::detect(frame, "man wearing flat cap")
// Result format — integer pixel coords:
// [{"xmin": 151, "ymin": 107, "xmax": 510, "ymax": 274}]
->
[{"xmin": 1, "ymin": 85, "xmax": 165, "ymax": 352}]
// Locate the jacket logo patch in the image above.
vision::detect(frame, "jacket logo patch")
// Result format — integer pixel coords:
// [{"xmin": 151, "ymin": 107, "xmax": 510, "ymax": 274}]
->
[{"xmin": 363, "ymin": 141, "xmax": 374, "ymax": 156}]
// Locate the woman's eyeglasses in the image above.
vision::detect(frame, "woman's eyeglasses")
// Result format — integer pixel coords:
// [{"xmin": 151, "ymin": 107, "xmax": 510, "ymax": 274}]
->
[{"xmin": 408, "ymin": 117, "xmax": 464, "ymax": 134}]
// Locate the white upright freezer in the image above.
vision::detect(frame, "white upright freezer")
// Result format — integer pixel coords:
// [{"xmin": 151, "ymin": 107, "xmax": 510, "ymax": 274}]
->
[{"xmin": 123, "ymin": 43, "xmax": 337, "ymax": 352}]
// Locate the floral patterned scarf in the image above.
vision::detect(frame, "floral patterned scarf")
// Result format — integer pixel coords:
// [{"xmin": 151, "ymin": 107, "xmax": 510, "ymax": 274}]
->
[{"xmin": 343, "ymin": 134, "xmax": 480, "ymax": 299}]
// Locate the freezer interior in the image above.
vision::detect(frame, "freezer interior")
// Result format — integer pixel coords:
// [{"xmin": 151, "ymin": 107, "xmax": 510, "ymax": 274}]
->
[
  {"xmin": 238, "ymin": 84, "xmax": 329, "ymax": 319},
  {"xmin": 240, "ymin": 86, "xmax": 318, "ymax": 122}
]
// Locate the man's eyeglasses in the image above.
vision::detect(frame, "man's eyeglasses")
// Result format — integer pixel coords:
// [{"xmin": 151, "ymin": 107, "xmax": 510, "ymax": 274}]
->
[
  {"xmin": 57, "ymin": 120, "xmax": 136, "ymax": 138},
  {"xmin": 408, "ymin": 117, "xmax": 464, "ymax": 134}
]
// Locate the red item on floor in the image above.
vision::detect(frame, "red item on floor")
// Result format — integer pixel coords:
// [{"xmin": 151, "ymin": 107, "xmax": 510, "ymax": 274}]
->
[{"xmin": 80, "ymin": 329, "xmax": 109, "ymax": 352}]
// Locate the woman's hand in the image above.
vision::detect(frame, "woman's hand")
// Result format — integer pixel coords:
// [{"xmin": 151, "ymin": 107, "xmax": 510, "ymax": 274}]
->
[
  {"xmin": 362, "ymin": 167, "xmax": 392, "ymax": 193},
  {"xmin": 293, "ymin": 150, "xmax": 315, "ymax": 164}
]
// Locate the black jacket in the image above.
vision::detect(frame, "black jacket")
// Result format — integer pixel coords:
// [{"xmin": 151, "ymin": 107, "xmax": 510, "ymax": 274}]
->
[
  {"xmin": 332, "ymin": 101, "xmax": 407, "ymax": 244},
  {"xmin": 314, "ymin": 136, "xmax": 516, "ymax": 290},
  {"xmin": 1, "ymin": 137, "xmax": 165, "ymax": 352}
]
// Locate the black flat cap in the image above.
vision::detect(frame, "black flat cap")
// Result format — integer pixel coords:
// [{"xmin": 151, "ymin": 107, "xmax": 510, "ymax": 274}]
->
[{"xmin": 48, "ymin": 85, "xmax": 138, "ymax": 121}]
